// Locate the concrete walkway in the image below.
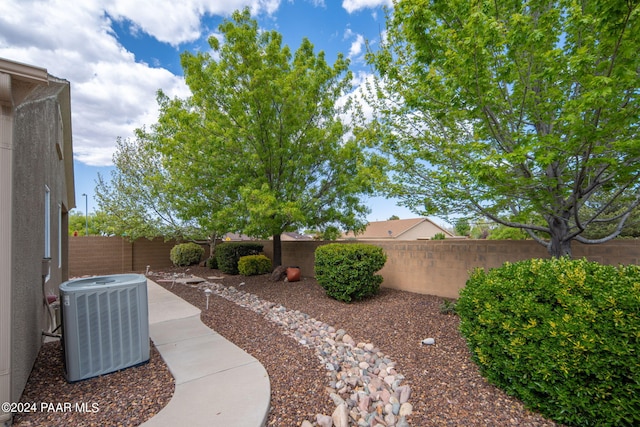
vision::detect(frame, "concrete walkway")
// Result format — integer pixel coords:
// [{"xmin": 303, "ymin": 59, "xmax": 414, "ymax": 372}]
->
[{"xmin": 141, "ymin": 279, "xmax": 270, "ymax": 427}]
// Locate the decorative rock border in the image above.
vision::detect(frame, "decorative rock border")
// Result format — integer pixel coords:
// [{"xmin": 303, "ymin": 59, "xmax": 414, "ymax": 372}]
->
[{"xmin": 186, "ymin": 277, "xmax": 414, "ymax": 427}]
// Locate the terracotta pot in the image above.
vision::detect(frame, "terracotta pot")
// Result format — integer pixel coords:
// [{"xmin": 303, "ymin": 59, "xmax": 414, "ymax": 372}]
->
[{"xmin": 286, "ymin": 267, "xmax": 301, "ymax": 282}]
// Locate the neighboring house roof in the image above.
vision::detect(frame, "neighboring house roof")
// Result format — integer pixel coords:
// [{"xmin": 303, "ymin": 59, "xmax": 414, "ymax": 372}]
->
[
  {"xmin": 342, "ymin": 217, "xmax": 453, "ymax": 240},
  {"xmin": 222, "ymin": 233, "xmax": 257, "ymax": 241},
  {"xmin": 280, "ymin": 232, "xmax": 313, "ymax": 241}
]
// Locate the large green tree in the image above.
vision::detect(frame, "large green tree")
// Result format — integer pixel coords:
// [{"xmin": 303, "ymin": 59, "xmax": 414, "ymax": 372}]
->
[
  {"xmin": 95, "ymin": 134, "xmax": 209, "ymax": 242},
  {"xmin": 152, "ymin": 8, "xmax": 373, "ymax": 266},
  {"xmin": 68, "ymin": 210, "xmax": 120, "ymax": 236},
  {"xmin": 365, "ymin": 0, "xmax": 640, "ymax": 257}
]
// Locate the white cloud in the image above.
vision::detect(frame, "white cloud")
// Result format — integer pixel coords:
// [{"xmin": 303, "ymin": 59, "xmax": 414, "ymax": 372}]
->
[
  {"xmin": 0, "ymin": 0, "xmax": 202, "ymax": 166},
  {"xmin": 0, "ymin": 0, "xmax": 287, "ymax": 166},
  {"xmin": 342, "ymin": 0, "xmax": 392, "ymax": 14},
  {"xmin": 343, "ymin": 27, "xmax": 366, "ymax": 62},
  {"xmin": 71, "ymin": 60, "xmax": 188, "ymax": 166},
  {"xmin": 348, "ymin": 34, "xmax": 365, "ymax": 58},
  {"xmin": 104, "ymin": 0, "xmax": 282, "ymax": 46},
  {"xmin": 344, "ymin": 28, "xmax": 355, "ymax": 39},
  {"xmin": 0, "ymin": 0, "xmax": 390, "ymax": 168}
]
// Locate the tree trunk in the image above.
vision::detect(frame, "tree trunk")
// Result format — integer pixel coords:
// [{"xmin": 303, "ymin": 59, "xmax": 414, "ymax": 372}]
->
[
  {"xmin": 548, "ymin": 235, "xmax": 572, "ymax": 258},
  {"xmin": 272, "ymin": 233, "xmax": 282, "ymax": 268},
  {"xmin": 209, "ymin": 232, "xmax": 218, "ymax": 258},
  {"xmin": 547, "ymin": 215, "xmax": 572, "ymax": 258}
]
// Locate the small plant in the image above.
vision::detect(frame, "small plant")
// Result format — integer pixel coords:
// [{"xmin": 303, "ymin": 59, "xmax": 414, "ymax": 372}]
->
[
  {"xmin": 169, "ymin": 242, "xmax": 204, "ymax": 267},
  {"xmin": 457, "ymin": 257, "xmax": 640, "ymax": 426},
  {"xmin": 238, "ymin": 255, "xmax": 272, "ymax": 276},
  {"xmin": 431, "ymin": 232, "xmax": 446, "ymax": 240},
  {"xmin": 205, "ymin": 256, "xmax": 218, "ymax": 269},
  {"xmin": 215, "ymin": 242, "xmax": 264, "ymax": 274},
  {"xmin": 314, "ymin": 243, "xmax": 387, "ymax": 302},
  {"xmin": 439, "ymin": 299, "xmax": 457, "ymax": 315}
]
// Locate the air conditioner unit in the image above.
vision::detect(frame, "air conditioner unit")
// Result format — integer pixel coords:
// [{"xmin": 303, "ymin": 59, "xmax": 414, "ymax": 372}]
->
[{"xmin": 59, "ymin": 274, "xmax": 149, "ymax": 382}]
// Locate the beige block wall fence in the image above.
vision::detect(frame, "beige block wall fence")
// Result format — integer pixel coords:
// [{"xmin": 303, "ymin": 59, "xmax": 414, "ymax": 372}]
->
[
  {"xmin": 69, "ymin": 237, "xmax": 180, "ymax": 276},
  {"xmin": 69, "ymin": 237, "xmax": 640, "ymax": 299}
]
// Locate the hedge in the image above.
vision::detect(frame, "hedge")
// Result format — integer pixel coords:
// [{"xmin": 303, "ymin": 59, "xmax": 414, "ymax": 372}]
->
[
  {"xmin": 314, "ymin": 243, "xmax": 386, "ymax": 302},
  {"xmin": 169, "ymin": 242, "xmax": 204, "ymax": 267},
  {"xmin": 215, "ymin": 242, "xmax": 264, "ymax": 274},
  {"xmin": 238, "ymin": 254, "xmax": 272, "ymax": 276},
  {"xmin": 457, "ymin": 257, "xmax": 640, "ymax": 426}
]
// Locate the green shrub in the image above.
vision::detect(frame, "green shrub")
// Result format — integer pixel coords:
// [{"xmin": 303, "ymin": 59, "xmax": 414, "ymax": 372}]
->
[
  {"xmin": 206, "ymin": 256, "xmax": 218, "ymax": 269},
  {"xmin": 487, "ymin": 225, "xmax": 528, "ymax": 240},
  {"xmin": 431, "ymin": 232, "xmax": 446, "ymax": 240},
  {"xmin": 238, "ymin": 255, "xmax": 272, "ymax": 276},
  {"xmin": 215, "ymin": 242, "xmax": 264, "ymax": 274},
  {"xmin": 439, "ymin": 299, "xmax": 457, "ymax": 315},
  {"xmin": 169, "ymin": 242, "xmax": 204, "ymax": 267},
  {"xmin": 314, "ymin": 243, "xmax": 387, "ymax": 302},
  {"xmin": 457, "ymin": 257, "xmax": 640, "ymax": 426}
]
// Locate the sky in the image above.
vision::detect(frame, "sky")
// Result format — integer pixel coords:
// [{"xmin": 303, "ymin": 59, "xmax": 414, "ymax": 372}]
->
[{"xmin": 1, "ymin": 0, "xmax": 428, "ymax": 225}]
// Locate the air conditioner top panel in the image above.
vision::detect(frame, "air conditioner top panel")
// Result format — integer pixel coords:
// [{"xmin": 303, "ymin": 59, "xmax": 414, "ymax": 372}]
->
[{"xmin": 60, "ymin": 274, "xmax": 146, "ymax": 292}]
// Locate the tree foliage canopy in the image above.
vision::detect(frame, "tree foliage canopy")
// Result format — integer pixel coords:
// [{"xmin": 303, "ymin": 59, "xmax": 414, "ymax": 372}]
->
[
  {"xmin": 365, "ymin": 0, "xmax": 640, "ymax": 256},
  {"xmin": 95, "ymin": 134, "xmax": 207, "ymax": 241},
  {"xmin": 68, "ymin": 210, "xmax": 119, "ymax": 237},
  {"xmin": 99, "ymin": 8, "xmax": 376, "ymax": 264}
]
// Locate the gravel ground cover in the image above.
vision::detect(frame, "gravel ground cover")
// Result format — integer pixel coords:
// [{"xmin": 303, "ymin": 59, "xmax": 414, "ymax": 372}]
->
[
  {"xmin": 12, "ymin": 342, "xmax": 174, "ymax": 427},
  {"xmin": 13, "ymin": 266, "xmax": 560, "ymax": 426},
  {"xmin": 155, "ymin": 267, "xmax": 559, "ymax": 427}
]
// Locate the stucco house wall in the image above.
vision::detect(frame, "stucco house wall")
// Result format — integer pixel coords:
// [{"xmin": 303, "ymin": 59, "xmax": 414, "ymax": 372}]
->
[
  {"xmin": 0, "ymin": 58, "xmax": 74, "ymax": 425},
  {"xmin": 399, "ymin": 220, "xmax": 453, "ymax": 240},
  {"xmin": 343, "ymin": 218, "xmax": 454, "ymax": 240}
]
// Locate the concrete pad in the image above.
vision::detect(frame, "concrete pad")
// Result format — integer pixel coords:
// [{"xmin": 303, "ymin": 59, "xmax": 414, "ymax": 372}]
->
[
  {"xmin": 142, "ymin": 361, "xmax": 270, "ymax": 427},
  {"xmin": 149, "ymin": 316, "xmax": 214, "ymax": 346},
  {"xmin": 147, "ymin": 280, "xmax": 200, "ymax": 324},
  {"xmin": 148, "ymin": 299, "xmax": 200, "ymax": 324},
  {"xmin": 147, "ymin": 287, "xmax": 179, "ymax": 304},
  {"xmin": 155, "ymin": 333, "xmax": 257, "ymax": 385},
  {"xmin": 144, "ymin": 278, "xmax": 270, "ymax": 427},
  {"xmin": 146, "ymin": 279, "xmax": 180, "ymax": 302}
]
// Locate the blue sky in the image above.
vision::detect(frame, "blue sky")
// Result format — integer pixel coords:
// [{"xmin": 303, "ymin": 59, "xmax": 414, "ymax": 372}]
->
[{"xmin": 1, "ymin": 0, "xmax": 431, "ymax": 224}]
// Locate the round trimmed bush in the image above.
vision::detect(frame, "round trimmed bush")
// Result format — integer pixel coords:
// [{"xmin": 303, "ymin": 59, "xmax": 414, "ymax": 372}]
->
[
  {"xmin": 314, "ymin": 243, "xmax": 386, "ymax": 302},
  {"xmin": 457, "ymin": 257, "xmax": 640, "ymax": 426},
  {"xmin": 238, "ymin": 255, "xmax": 272, "ymax": 276},
  {"xmin": 215, "ymin": 242, "xmax": 263, "ymax": 274},
  {"xmin": 205, "ymin": 256, "xmax": 218, "ymax": 269},
  {"xmin": 170, "ymin": 242, "xmax": 204, "ymax": 267}
]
